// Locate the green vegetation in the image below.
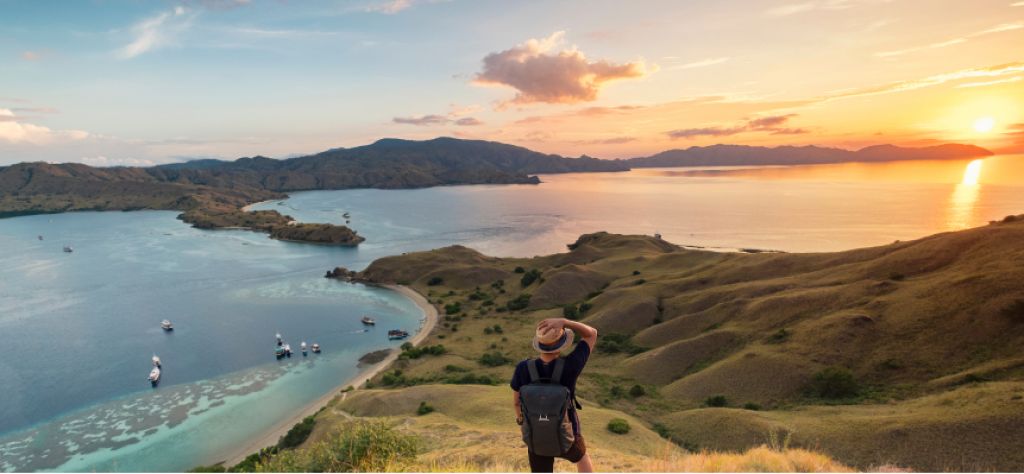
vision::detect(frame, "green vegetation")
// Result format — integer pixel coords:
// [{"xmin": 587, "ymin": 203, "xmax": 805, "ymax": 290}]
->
[
  {"xmin": 505, "ymin": 294, "xmax": 531, "ymax": 311},
  {"xmin": 600, "ymin": 333, "xmax": 647, "ymax": 355},
  {"xmin": 427, "ymin": 276, "xmax": 443, "ymax": 286},
  {"xmin": 400, "ymin": 344, "xmax": 447, "ymax": 359},
  {"xmin": 478, "ymin": 351, "xmax": 513, "ymax": 367},
  {"xmin": 808, "ymin": 367, "xmax": 860, "ymax": 399},
  {"xmin": 629, "ymin": 384, "xmax": 646, "ymax": 398},
  {"xmin": 513, "ymin": 266, "xmax": 525, "ymax": 273},
  {"xmin": 563, "ymin": 303, "xmax": 579, "ymax": 320},
  {"xmin": 278, "ymin": 416, "xmax": 316, "ymax": 450},
  {"xmin": 255, "ymin": 421, "xmax": 418, "ymax": 472},
  {"xmin": 520, "ymin": 269, "xmax": 542, "ymax": 287},
  {"xmin": 444, "ymin": 302, "xmax": 462, "ymax": 315},
  {"xmin": 417, "ymin": 401, "xmax": 435, "ymax": 416},
  {"xmin": 767, "ymin": 328, "xmax": 790, "ymax": 344},
  {"xmin": 742, "ymin": 402, "xmax": 762, "ymax": 411},
  {"xmin": 704, "ymin": 395, "xmax": 728, "ymax": 407},
  {"xmin": 607, "ymin": 418, "xmax": 631, "ymax": 434}
]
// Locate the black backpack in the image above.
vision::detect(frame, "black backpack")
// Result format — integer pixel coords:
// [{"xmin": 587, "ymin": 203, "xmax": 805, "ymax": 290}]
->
[{"xmin": 518, "ymin": 358, "xmax": 575, "ymax": 457}]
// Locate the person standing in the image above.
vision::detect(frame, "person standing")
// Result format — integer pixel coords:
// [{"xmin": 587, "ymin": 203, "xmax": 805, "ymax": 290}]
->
[{"xmin": 511, "ymin": 318, "xmax": 598, "ymax": 473}]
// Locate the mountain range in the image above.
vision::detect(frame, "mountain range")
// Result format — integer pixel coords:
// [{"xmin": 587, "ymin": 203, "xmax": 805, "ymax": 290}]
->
[{"xmin": 627, "ymin": 143, "xmax": 993, "ymax": 167}]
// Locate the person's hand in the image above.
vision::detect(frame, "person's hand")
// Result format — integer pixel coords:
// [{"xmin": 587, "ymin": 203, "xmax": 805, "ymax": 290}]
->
[{"xmin": 537, "ymin": 318, "xmax": 565, "ymax": 333}]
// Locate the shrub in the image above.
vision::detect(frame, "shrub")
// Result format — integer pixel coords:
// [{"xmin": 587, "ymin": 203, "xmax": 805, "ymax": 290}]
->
[
  {"xmin": 767, "ymin": 328, "xmax": 790, "ymax": 344},
  {"xmin": 629, "ymin": 384, "xmax": 646, "ymax": 398},
  {"xmin": 256, "ymin": 421, "xmax": 417, "ymax": 472},
  {"xmin": 506, "ymin": 294, "xmax": 531, "ymax": 311},
  {"xmin": 563, "ymin": 304, "xmax": 579, "ymax": 320},
  {"xmin": 704, "ymin": 395, "xmax": 728, "ymax": 407},
  {"xmin": 278, "ymin": 415, "xmax": 316, "ymax": 449},
  {"xmin": 479, "ymin": 351, "xmax": 512, "ymax": 367},
  {"xmin": 426, "ymin": 276, "xmax": 443, "ymax": 286},
  {"xmin": 634, "ymin": 279, "xmax": 646, "ymax": 285},
  {"xmin": 400, "ymin": 342, "xmax": 413, "ymax": 351},
  {"xmin": 652, "ymin": 423, "xmax": 672, "ymax": 439},
  {"xmin": 520, "ymin": 269, "xmax": 542, "ymax": 287},
  {"xmin": 484, "ymin": 327, "xmax": 493, "ymax": 335},
  {"xmin": 444, "ymin": 302, "xmax": 461, "ymax": 315},
  {"xmin": 1002, "ymin": 299, "xmax": 1024, "ymax": 323},
  {"xmin": 492, "ymin": 324, "xmax": 503, "ymax": 334},
  {"xmin": 601, "ymin": 333, "xmax": 647, "ymax": 355},
  {"xmin": 808, "ymin": 366, "xmax": 860, "ymax": 399},
  {"xmin": 514, "ymin": 266, "xmax": 525, "ymax": 273},
  {"xmin": 889, "ymin": 272, "xmax": 906, "ymax": 281},
  {"xmin": 610, "ymin": 385, "xmax": 624, "ymax": 398},
  {"xmin": 632, "ymin": 270, "xmax": 641, "ymax": 275},
  {"xmin": 401, "ymin": 344, "xmax": 447, "ymax": 359},
  {"xmin": 578, "ymin": 302, "xmax": 593, "ymax": 314},
  {"xmin": 444, "ymin": 364, "xmax": 468, "ymax": 373},
  {"xmin": 607, "ymin": 418, "xmax": 631, "ymax": 434},
  {"xmin": 416, "ymin": 401, "xmax": 435, "ymax": 416},
  {"xmin": 743, "ymin": 402, "xmax": 762, "ymax": 411}
]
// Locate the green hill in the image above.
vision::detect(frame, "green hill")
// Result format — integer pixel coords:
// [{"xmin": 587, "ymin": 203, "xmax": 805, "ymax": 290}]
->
[{"xmin": 336, "ymin": 214, "xmax": 1024, "ymax": 471}]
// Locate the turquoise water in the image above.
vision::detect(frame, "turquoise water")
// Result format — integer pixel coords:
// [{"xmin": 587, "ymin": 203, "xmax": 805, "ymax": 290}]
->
[
  {"xmin": 1, "ymin": 156, "xmax": 1023, "ymax": 472},
  {"xmin": 0, "ymin": 212, "xmax": 424, "ymax": 472}
]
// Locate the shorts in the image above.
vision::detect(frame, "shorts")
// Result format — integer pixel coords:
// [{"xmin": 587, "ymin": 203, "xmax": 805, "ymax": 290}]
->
[{"xmin": 527, "ymin": 434, "xmax": 587, "ymax": 473}]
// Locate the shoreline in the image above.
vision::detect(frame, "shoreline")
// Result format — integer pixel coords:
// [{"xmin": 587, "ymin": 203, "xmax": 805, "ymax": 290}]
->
[{"xmin": 220, "ymin": 283, "xmax": 437, "ymax": 467}]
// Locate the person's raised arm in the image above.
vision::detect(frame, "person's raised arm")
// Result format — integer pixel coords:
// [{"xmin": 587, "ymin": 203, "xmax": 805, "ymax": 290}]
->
[{"xmin": 538, "ymin": 318, "xmax": 598, "ymax": 349}]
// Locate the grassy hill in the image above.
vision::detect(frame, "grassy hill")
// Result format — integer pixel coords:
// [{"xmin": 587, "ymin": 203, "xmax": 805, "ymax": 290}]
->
[
  {"xmin": 627, "ymin": 143, "xmax": 992, "ymax": 167},
  {"xmin": 330, "ymin": 214, "xmax": 1024, "ymax": 471}
]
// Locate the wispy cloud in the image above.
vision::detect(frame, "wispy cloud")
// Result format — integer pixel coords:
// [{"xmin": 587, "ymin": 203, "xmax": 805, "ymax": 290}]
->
[
  {"xmin": 669, "ymin": 57, "xmax": 730, "ymax": 70},
  {"xmin": 766, "ymin": 0, "xmax": 855, "ymax": 17},
  {"xmin": 116, "ymin": 7, "xmax": 195, "ymax": 59},
  {"xmin": 474, "ymin": 31, "xmax": 653, "ymax": 106},
  {"xmin": 667, "ymin": 114, "xmax": 807, "ymax": 139},
  {"xmin": 876, "ymin": 22, "xmax": 1024, "ymax": 58},
  {"xmin": 1013, "ymin": 1, "xmax": 1024, "ymax": 6},
  {"xmin": 826, "ymin": 62, "xmax": 1024, "ymax": 100},
  {"xmin": 955, "ymin": 76, "xmax": 1022, "ymax": 88},
  {"xmin": 393, "ymin": 114, "xmax": 483, "ymax": 126}
]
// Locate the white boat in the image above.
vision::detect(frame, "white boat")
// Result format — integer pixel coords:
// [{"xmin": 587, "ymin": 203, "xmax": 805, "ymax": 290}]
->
[
  {"xmin": 311, "ymin": 343, "xmax": 321, "ymax": 353},
  {"xmin": 283, "ymin": 343, "xmax": 292, "ymax": 357},
  {"xmin": 148, "ymin": 367, "xmax": 161, "ymax": 385},
  {"xmin": 161, "ymin": 320, "xmax": 174, "ymax": 331},
  {"xmin": 300, "ymin": 341, "xmax": 308, "ymax": 355},
  {"xmin": 63, "ymin": 245, "xmax": 73, "ymax": 253},
  {"xmin": 361, "ymin": 316, "xmax": 376, "ymax": 326},
  {"xmin": 152, "ymin": 355, "xmax": 161, "ymax": 367},
  {"xmin": 275, "ymin": 332, "xmax": 282, "ymax": 343}
]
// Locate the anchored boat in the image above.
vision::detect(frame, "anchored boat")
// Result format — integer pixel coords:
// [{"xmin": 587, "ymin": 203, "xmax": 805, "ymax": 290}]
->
[
  {"xmin": 63, "ymin": 245, "xmax": 73, "ymax": 253},
  {"xmin": 301, "ymin": 341, "xmax": 308, "ymax": 356},
  {"xmin": 311, "ymin": 343, "xmax": 321, "ymax": 353},
  {"xmin": 387, "ymin": 329, "xmax": 410, "ymax": 340},
  {"xmin": 148, "ymin": 366, "xmax": 161, "ymax": 386},
  {"xmin": 152, "ymin": 355, "xmax": 161, "ymax": 368},
  {"xmin": 361, "ymin": 316, "xmax": 376, "ymax": 326},
  {"xmin": 161, "ymin": 320, "xmax": 174, "ymax": 331}
]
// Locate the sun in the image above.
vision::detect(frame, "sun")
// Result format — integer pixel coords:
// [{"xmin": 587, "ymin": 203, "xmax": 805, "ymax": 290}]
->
[{"xmin": 973, "ymin": 116, "xmax": 996, "ymax": 133}]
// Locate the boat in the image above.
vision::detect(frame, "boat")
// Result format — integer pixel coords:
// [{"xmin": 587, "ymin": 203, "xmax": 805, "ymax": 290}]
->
[
  {"xmin": 63, "ymin": 245, "xmax": 73, "ymax": 253},
  {"xmin": 343, "ymin": 212, "xmax": 351, "ymax": 218},
  {"xmin": 38, "ymin": 235, "xmax": 43, "ymax": 241},
  {"xmin": 275, "ymin": 345, "xmax": 286, "ymax": 359},
  {"xmin": 301, "ymin": 341, "xmax": 308, "ymax": 356},
  {"xmin": 148, "ymin": 366, "xmax": 161, "ymax": 386},
  {"xmin": 152, "ymin": 355, "xmax": 161, "ymax": 367},
  {"xmin": 361, "ymin": 316, "xmax": 376, "ymax": 326},
  {"xmin": 161, "ymin": 320, "xmax": 174, "ymax": 331},
  {"xmin": 387, "ymin": 329, "xmax": 410, "ymax": 340},
  {"xmin": 283, "ymin": 343, "xmax": 292, "ymax": 358},
  {"xmin": 311, "ymin": 343, "xmax": 321, "ymax": 353},
  {"xmin": 276, "ymin": 332, "xmax": 283, "ymax": 343}
]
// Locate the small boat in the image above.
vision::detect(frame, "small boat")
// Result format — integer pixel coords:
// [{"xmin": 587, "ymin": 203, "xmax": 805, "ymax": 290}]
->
[
  {"xmin": 275, "ymin": 345, "xmax": 286, "ymax": 359},
  {"xmin": 276, "ymin": 332, "xmax": 283, "ymax": 343},
  {"xmin": 387, "ymin": 329, "xmax": 410, "ymax": 340},
  {"xmin": 148, "ymin": 366, "xmax": 161, "ymax": 385},
  {"xmin": 63, "ymin": 245, "xmax": 73, "ymax": 253},
  {"xmin": 38, "ymin": 235, "xmax": 43, "ymax": 241},
  {"xmin": 152, "ymin": 355, "xmax": 162, "ymax": 367},
  {"xmin": 361, "ymin": 316, "xmax": 376, "ymax": 326},
  {"xmin": 283, "ymin": 343, "xmax": 292, "ymax": 358},
  {"xmin": 343, "ymin": 212, "xmax": 351, "ymax": 218},
  {"xmin": 301, "ymin": 341, "xmax": 308, "ymax": 356},
  {"xmin": 311, "ymin": 343, "xmax": 321, "ymax": 353},
  {"xmin": 161, "ymin": 320, "xmax": 174, "ymax": 331}
]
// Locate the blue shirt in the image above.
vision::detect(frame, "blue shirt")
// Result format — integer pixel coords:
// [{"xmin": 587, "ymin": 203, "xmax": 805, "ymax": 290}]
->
[{"xmin": 510, "ymin": 340, "xmax": 591, "ymax": 434}]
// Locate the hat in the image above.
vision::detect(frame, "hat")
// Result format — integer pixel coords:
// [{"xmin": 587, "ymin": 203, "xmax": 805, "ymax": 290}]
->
[{"xmin": 532, "ymin": 325, "xmax": 575, "ymax": 354}]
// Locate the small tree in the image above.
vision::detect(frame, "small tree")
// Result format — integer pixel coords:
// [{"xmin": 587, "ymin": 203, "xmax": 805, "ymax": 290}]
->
[
  {"xmin": 416, "ymin": 401, "xmax": 435, "ymax": 416},
  {"xmin": 809, "ymin": 366, "xmax": 860, "ymax": 399},
  {"xmin": 704, "ymin": 395, "xmax": 728, "ymax": 407},
  {"xmin": 563, "ymin": 304, "xmax": 579, "ymax": 320},
  {"xmin": 629, "ymin": 384, "xmax": 646, "ymax": 398},
  {"xmin": 427, "ymin": 276, "xmax": 444, "ymax": 286}
]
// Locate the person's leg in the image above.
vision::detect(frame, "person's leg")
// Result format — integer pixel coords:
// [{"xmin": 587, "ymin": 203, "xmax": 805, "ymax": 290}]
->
[
  {"xmin": 575, "ymin": 453, "xmax": 594, "ymax": 473},
  {"xmin": 528, "ymin": 450, "xmax": 555, "ymax": 473}
]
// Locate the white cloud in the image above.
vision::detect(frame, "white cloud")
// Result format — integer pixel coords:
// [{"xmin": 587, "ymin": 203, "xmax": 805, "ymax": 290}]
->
[
  {"xmin": 826, "ymin": 62, "xmax": 1024, "ymax": 100},
  {"xmin": 363, "ymin": 0, "xmax": 413, "ymax": 14},
  {"xmin": 116, "ymin": 7, "xmax": 195, "ymax": 59},
  {"xmin": 955, "ymin": 76, "xmax": 1022, "ymax": 88},
  {"xmin": 0, "ymin": 109, "xmax": 89, "ymax": 145},
  {"xmin": 876, "ymin": 22, "xmax": 1024, "ymax": 58},
  {"xmin": 77, "ymin": 156, "xmax": 156, "ymax": 167}
]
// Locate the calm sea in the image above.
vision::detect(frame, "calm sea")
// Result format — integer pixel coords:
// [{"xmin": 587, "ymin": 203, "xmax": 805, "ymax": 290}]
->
[{"xmin": 0, "ymin": 155, "xmax": 1022, "ymax": 471}]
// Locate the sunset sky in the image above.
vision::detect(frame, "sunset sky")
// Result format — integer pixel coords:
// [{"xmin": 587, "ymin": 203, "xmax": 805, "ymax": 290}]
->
[{"xmin": 1, "ymin": 0, "xmax": 1022, "ymax": 166}]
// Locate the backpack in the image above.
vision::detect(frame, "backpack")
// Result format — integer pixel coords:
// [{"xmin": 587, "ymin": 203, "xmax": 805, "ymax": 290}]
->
[{"xmin": 518, "ymin": 358, "xmax": 575, "ymax": 457}]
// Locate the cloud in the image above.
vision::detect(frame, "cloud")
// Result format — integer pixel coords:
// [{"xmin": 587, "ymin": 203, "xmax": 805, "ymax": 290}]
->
[
  {"xmin": 474, "ymin": 31, "xmax": 652, "ymax": 105},
  {"xmin": 362, "ymin": 0, "xmax": 416, "ymax": 14},
  {"xmin": 1013, "ymin": 1, "xmax": 1024, "ymax": 6},
  {"xmin": 956, "ymin": 76, "xmax": 1022, "ymax": 88},
  {"xmin": 766, "ymin": 0, "xmax": 855, "ymax": 16},
  {"xmin": 667, "ymin": 114, "xmax": 807, "ymax": 139},
  {"xmin": 77, "ymin": 156, "xmax": 156, "ymax": 167},
  {"xmin": 573, "ymin": 136, "xmax": 637, "ymax": 145},
  {"xmin": 116, "ymin": 7, "xmax": 195, "ymax": 59},
  {"xmin": 825, "ymin": 62, "xmax": 1024, "ymax": 100},
  {"xmin": 0, "ymin": 108, "xmax": 89, "ymax": 145},
  {"xmin": 669, "ymin": 57, "xmax": 730, "ymax": 70},
  {"xmin": 393, "ymin": 114, "xmax": 484, "ymax": 126},
  {"xmin": 876, "ymin": 22, "xmax": 1024, "ymax": 58}
]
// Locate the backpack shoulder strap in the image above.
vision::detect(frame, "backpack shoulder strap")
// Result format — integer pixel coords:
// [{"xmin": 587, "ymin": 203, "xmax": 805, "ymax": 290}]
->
[
  {"xmin": 526, "ymin": 358, "xmax": 540, "ymax": 383},
  {"xmin": 551, "ymin": 358, "xmax": 566, "ymax": 384}
]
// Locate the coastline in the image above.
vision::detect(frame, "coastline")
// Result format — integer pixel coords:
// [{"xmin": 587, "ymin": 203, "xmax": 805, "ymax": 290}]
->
[{"xmin": 220, "ymin": 283, "xmax": 437, "ymax": 467}]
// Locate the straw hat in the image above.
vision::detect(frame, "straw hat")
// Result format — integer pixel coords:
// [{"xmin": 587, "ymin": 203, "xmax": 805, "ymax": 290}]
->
[{"xmin": 532, "ymin": 325, "xmax": 574, "ymax": 354}]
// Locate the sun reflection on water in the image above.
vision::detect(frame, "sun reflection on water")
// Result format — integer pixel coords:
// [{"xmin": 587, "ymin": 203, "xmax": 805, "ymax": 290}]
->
[{"xmin": 947, "ymin": 159, "xmax": 983, "ymax": 229}]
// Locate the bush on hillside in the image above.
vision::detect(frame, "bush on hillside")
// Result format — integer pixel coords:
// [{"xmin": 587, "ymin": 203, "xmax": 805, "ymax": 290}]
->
[
  {"xmin": 255, "ymin": 421, "xmax": 418, "ymax": 472},
  {"xmin": 479, "ymin": 351, "xmax": 512, "ymax": 367},
  {"xmin": 444, "ymin": 302, "xmax": 461, "ymax": 315},
  {"xmin": 808, "ymin": 366, "xmax": 860, "ymax": 399},
  {"xmin": 514, "ymin": 266, "xmax": 525, "ymax": 273},
  {"xmin": 416, "ymin": 401, "xmax": 435, "ymax": 416},
  {"xmin": 629, "ymin": 384, "xmax": 646, "ymax": 398},
  {"xmin": 704, "ymin": 395, "xmax": 728, "ymax": 407},
  {"xmin": 520, "ymin": 269, "xmax": 542, "ymax": 287},
  {"xmin": 743, "ymin": 402, "xmax": 762, "ymax": 411},
  {"xmin": 563, "ymin": 304, "xmax": 579, "ymax": 320},
  {"xmin": 607, "ymin": 418, "xmax": 631, "ymax": 434},
  {"xmin": 427, "ymin": 276, "xmax": 443, "ymax": 286},
  {"xmin": 278, "ymin": 416, "xmax": 316, "ymax": 449},
  {"xmin": 506, "ymin": 294, "xmax": 531, "ymax": 311},
  {"xmin": 400, "ymin": 344, "xmax": 446, "ymax": 359},
  {"xmin": 601, "ymin": 333, "xmax": 647, "ymax": 355}
]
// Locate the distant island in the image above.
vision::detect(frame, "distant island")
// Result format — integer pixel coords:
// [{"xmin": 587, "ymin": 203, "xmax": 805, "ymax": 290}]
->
[
  {"xmin": 0, "ymin": 137, "xmax": 993, "ymax": 243},
  {"xmin": 626, "ymin": 143, "xmax": 993, "ymax": 167}
]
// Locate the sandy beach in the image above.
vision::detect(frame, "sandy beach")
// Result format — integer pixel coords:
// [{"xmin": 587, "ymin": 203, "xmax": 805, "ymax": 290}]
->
[{"xmin": 220, "ymin": 283, "xmax": 437, "ymax": 467}]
